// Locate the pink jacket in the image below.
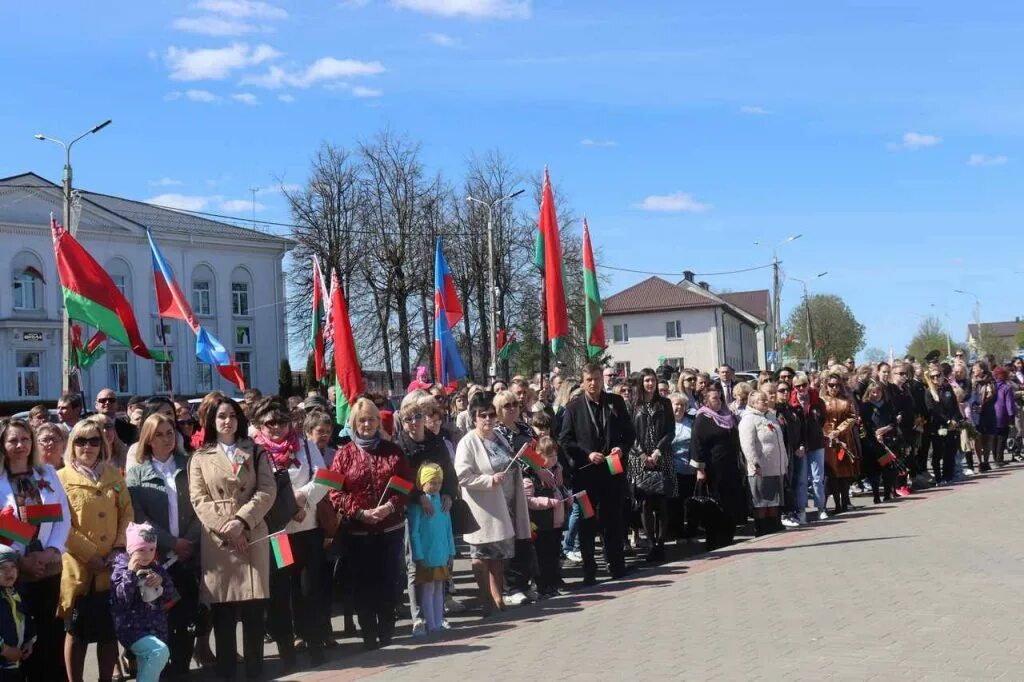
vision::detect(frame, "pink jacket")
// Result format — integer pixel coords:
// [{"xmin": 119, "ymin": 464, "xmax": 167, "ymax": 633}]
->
[{"xmin": 523, "ymin": 465, "xmax": 566, "ymax": 528}]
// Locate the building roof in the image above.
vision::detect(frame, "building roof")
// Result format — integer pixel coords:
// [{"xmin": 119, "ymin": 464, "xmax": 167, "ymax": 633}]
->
[
  {"xmin": 603, "ymin": 276, "xmax": 721, "ymax": 314},
  {"xmin": 720, "ymin": 290, "xmax": 770, "ymax": 321},
  {"xmin": 0, "ymin": 172, "xmax": 293, "ymax": 248},
  {"xmin": 967, "ymin": 320, "xmax": 1022, "ymax": 338}
]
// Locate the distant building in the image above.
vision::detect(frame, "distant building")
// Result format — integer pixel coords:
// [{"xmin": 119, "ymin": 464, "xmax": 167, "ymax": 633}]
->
[
  {"xmin": 602, "ymin": 272, "xmax": 769, "ymax": 375},
  {"xmin": 0, "ymin": 172, "xmax": 293, "ymax": 405},
  {"xmin": 966, "ymin": 318, "xmax": 1024, "ymax": 358}
]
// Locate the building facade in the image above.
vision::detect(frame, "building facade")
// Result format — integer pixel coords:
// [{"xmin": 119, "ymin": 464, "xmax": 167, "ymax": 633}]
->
[
  {"xmin": 0, "ymin": 173, "xmax": 293, "ymax": 406},
  {"xmin": 602, "ymin": 275, "xmax": 768, "ymax": 375}
]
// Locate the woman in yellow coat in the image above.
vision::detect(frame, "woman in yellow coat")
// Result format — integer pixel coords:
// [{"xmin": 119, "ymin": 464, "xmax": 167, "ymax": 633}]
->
[{"xmin": 57, "ymin": 416, "xmax": 133, "ymax": 682}]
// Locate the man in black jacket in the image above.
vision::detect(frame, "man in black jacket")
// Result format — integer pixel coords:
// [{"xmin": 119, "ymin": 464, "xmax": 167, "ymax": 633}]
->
[{"xmin": 559, "ymin": 362, "xmax": 636, "ymax": 584}]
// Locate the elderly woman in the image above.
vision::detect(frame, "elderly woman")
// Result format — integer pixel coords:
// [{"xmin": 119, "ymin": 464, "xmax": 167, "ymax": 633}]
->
[
  {"xmin": 689, "ymin": 388, "xmax": 746, "ymax": 542},
  {"xmin": 455, "ymin": 394, "xmax": 531, "ymax": 616},
  {"xmin": 669, "ymin": 393, "xmax": 697, "ymax": 538},
  {"xmin": 0, "ymin": 419, "xmax": 71, "ymax": 682},
  {"xmin": 126, "ymin": 413, "xmax": 201, "ymax": 677},
  {"xmin": 58, "ymin": 416, "xmax": 133, "ymax": 682},
  {"xmin": 35, "ymin": 422, "xmax": 67, "ymax": 469},
  {"xmin": 738, "ymin": 390, "xmax": 788, "ymax": 536},
  {"xmin": 629, "ymin": 368, "xmax": 677, "ymax": 563},
  {"xmin": 328, "ymin": 398, "xmax": 413, "ymax": 650},
  {"xmin": 189, "ymin": 395, "xmax": 276, "ymax": 681},
  {"xmin": 730, "ymin": 382, "xmax": 753, "ymax": 418}
]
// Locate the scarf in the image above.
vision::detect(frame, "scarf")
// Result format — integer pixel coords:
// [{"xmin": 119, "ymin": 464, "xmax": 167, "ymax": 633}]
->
[
  {"xmin": 697, "ymin": 405, "xmax": 735, "ymax": 430},
  {"xmin": 253, "ymin": 430, "xmax": 301, "ymax": 470},
  {"xmin": 352, "ymin": 432, "xmax": 382, "ymax": 452},
  {"xmin": 72, "ymin": 459, "xmax": 106, "ymax": 483}
]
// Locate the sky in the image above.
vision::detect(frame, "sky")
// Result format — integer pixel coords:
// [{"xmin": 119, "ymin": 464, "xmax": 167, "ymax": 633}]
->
[{"xmin": 3, "ymin": 0, "xmax": 1024, "ymax": 361}]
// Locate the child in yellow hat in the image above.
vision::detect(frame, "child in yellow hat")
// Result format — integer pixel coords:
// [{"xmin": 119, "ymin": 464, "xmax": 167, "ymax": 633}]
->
[{"xmin": 407, "ymin": 463, "xmax": 456, "ymax": 634}]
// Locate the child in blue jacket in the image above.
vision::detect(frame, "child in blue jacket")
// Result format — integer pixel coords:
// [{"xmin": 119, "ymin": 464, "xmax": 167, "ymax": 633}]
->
[{"xmin": 407, "ymin": 463, "xmax": 456, "ymax": 634}]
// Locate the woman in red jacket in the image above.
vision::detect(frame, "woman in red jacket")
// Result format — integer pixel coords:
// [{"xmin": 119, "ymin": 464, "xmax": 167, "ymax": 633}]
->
[{"xmin": 328, "ymin": 398, "xmax": 413, "ymax": 651}]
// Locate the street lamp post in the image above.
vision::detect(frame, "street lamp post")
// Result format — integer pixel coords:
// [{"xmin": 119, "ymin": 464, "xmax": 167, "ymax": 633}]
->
[
  {"xmin": 790, "ymin": 271, "xmax": 827, "ymax": 370},
  {"xmin": 466, "ymin": 189, "xmax": 524, "ymax": 379},
  {"xmin": 754, "ymin": 234, "xmax": 801, "ymax": 369},
  {"xmin": 954, "ymin": 289, "xmax": 982, "ymax": 356},
  {"xmin": 928, "ymin": 303, "xmax": 953, "ymax": 359},
  {"xmin": 34, "ymin": 119, "xmax": 113, "ymax": 393}
]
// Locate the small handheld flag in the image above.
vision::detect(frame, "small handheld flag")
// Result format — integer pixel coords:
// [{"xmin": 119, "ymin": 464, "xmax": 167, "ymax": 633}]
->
[
  {"xmin": 573, "ymin": 491, "xmax": 595, "ymax": 519},
  {"xmin": 24, "ymin": 504, "xmax": 63, "ymax": 524},
  {"xmin": 519, "ymin": 440, "xmax": 547, "ymax": 471},
  {"xmin": 270, "ymin": 533, "xmax": 294, "ymax": 568},
  {"xmin": 313, "ymin": 468, "xmax": 345, "ymax": 491},
  {"xmin": 377, "ymin": 475, "xmax": 415, "ymax": 507},
  {"xmin": 606, "ymin": 452, "xmax": 625, "ymax": 476},
  {"xmin": 0, "ymin": 511, "xmax": 35, "ymax": 545}
]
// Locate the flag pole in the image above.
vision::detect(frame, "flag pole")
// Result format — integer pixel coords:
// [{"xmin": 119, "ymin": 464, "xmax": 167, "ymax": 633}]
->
[{"xmin": 159, "ymin": 319, "xmax": 174, "ymax": 401}]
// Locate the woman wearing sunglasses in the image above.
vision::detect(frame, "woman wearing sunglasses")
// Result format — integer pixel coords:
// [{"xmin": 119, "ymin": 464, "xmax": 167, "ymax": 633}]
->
[
  {"xmin": 821, "ymin": 370, "xmax": 860, "ymax": 513},
  {"xmin": 923, "ymin": 367, "xmax": 961, "ymax": 484}
]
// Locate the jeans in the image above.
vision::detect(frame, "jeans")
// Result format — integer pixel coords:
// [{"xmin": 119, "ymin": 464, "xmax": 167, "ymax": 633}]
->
[
  {"xmin": 130, "ymin": 635, "xmax": 170, "ymax": 682},
  {"xmin": 561, "ymin": 500, "xmax": 580, "ymax": 554},
  {"xmin": 791, "ymin": 448, "xmax": 826, "ymax": 521}
]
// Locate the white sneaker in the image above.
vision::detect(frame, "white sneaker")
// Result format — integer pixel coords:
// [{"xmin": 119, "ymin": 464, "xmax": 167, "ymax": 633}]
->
[
  {"xmin": 781, "ymin": 516, "xmax": 799, "ymax": 528},
  {"xmin": 818, "ymin": 511, "xmax": 829, "ymax": 521},
  {"xmin": 439, "ymin": 619, "xmax": 452, "ymax": 630},
  {"xmin": 566, "ymin": 551, "xmax": 583, "ymax": 564},
  {"xmin": 962, "ymin": 468, "xmax": 974, "ymax": 477},
  {"xmin": 411, "ymin": 619, "xmax": 428, "ymax": 637},
  {"xmin": 444, "ymin": 596, "xmax": 466, "ymax": 614},
  {"xmin": 502, "ymin": 591, "xmax": 529, "ymax": 607}
]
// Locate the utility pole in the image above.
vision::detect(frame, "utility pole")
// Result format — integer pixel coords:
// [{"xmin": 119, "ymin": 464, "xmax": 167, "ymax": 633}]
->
[
  {"xmin": 954, "ymin": 289, "xmax": 982, "ymax": 357},
  {"xmin": 755, "ymin": 234, "xmax": 801, "ymax": 370},
  {"xmin": 791, "ymin": 272, "xmax": 827, "ymax": 370},
  {"xmin": 250, "ymin": 187, "xmax": 259, "ymax": 229}
]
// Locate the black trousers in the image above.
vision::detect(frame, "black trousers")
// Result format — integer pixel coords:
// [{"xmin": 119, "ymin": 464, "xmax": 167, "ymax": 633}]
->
[
  {"xmin": 347, "ymin": 529, "xmax": 404, "ymax": 645},
  {"xmin": 211, "ymin": 599, "xmax": 266, "ymax": 680},
  {"xmin": 268, "ymin": 528, "xmax": 328, "ymax": 658},
  {"xmin": 931, "ymin": 433, "xmax": 957, "ymax": 483},
  {"xmin": 166, "ymin": 563, "xmax": 201, "ymax": 676},
  {"xmin": 534, "ymin": 528, "xmax": 562, "ymax": 592},
  {"xmin": 578, "ymin": 477, "xmax": 626, "ymax": 579},
  {"xmin": 20, "ymin": 574, "xmax": 64, "ymax": 682}
]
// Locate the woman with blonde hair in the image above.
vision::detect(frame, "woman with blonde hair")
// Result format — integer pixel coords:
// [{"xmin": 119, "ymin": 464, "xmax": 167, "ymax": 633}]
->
[
  {"xmin": 92, "ymin": 413, "xmax": 128, "ymax": 472},
  {"xmin": 821, "ymin": 369, "xmax": 860, "ymax": 513}
]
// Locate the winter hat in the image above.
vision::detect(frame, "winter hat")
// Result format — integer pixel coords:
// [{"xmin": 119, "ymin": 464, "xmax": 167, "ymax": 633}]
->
[
  {"xmin": 126, "ymin": 522, "xmax": 157, "ymax": 555},
  {"xmin": 417, "ymin": 462, "xmax": 443, "ymax": 490},
  {"xmin": 0, "ymin": 545, "xmax": 19, "ymax": 567}
]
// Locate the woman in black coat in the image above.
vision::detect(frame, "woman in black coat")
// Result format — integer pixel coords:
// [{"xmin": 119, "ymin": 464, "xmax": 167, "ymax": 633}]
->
[
  {"xmin": 923, "ymin": 368, "xmax": 961, "ymax": 484},
  {"xmin": 690, "ymin": 387, "xmax": 747, "ymax": 539},
  {"xmin": 629, "ymin": 368, "xmax": 676, "ymax": 562},
  {"xmin": 859, "ymin": 381, "xmax": 899, "ymax": 503}
]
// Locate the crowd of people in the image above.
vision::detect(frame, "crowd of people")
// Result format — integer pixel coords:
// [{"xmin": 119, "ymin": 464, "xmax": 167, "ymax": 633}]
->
[{"xmin": 0, "ymin": 350, "xmax": 1021, "ymax": 681}]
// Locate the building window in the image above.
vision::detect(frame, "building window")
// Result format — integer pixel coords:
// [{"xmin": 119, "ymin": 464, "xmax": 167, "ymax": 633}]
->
[
  {"xmin": 108, "ymin": 351, "xmax": 129, "ymax": 394},
  {"xmin": 16, "ymin": 351, "xmax": 41, "ymax": 398},
  {"xmin": 12, "ymin": 268, "xmax": 44, "ymax": 311},
  {"xmin": 613, "ymin": 323, "xmax": 629, "ymax": 343},
  {"xmin": 614, "ymin": 361, "xmax": 631, "ymax": 377},
  {"xmin": 665, "ymin": 357, "xmax": 685, "ymax": 369},
  {"xmin": 231, "ymin": 282, "xmax": 250, "ymax": 316},
  {"xmin": 195, "ymin": 363, "xmax": 213, "ymax": 393},
  {"xmin": 112, "ymin": 274, "xmax": 127, "ymax": 298},
  {"xmin": 155, "ymin": 361, "xmax": 172, "ymax": 394},
  {"xmin": 192, "ymin": 281, "xmax": 211, "ymax": 316},
  {"xmin": 235, "ymin": 351, "xmax": 252, "ymax": 389},
  {"xmin": 666, "ymin": 320, "xmax": 682, "ymax": 339},
  {"xmin": 235, "ymin": 325, "xmax": 251, "ymax": 346}
]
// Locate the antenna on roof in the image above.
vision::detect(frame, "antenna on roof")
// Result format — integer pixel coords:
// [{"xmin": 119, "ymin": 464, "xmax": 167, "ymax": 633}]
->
[{"xmin": 249, "ymin": 187, "xmax": 259, "ymax": 230}]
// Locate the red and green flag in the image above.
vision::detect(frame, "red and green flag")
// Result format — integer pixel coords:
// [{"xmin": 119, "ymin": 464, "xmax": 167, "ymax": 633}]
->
[
  {"xmin": 386, "ymin": 475, "xmax": 414, "ymax": 496},
  {"xmin": 0, "ymin": 512, "xmax": 35, "ymax": 546},
  {"xmin": 51, "ymin": 217, "xmax": 167, "ymax": 361},
  {"xmin": 70, "ymin": 325, "xmax": 107, "ymax": 371},
  {"xmin": 329, "ymin": 268, "xmax": 364, "ymax": 425},
  {"xmin": 24, "ymin": 504, "xmax": 63, "ymax": 524},
  {"xmin": 310, "ymin": 256, "xmax": 328, "ymax": 384},
  {"xmin": 517, "ymin": 440, "xmax": 547, "ymax": 471},
  {"xmin": 581, "ymin": 218, "xmax": 606, "ymax": 358},
  {"xmin": 533, "ymin": 168, "xmax": 569, "ymax": 352},
  {"xmin": 606, "ymin": 452, "xmax": 625, "ymax": 475},
  {"xmin": 270, "ymin": 532, "xmax": 294, "ymax": 568},
  {"xmin": 496, "ymin": 329, "xmax": 521, "ymax": 362},
  {"xmin": 313, "ymin": 468, "xmax": 345, "ymax": 491},
  {"xmin": 574, "ymin": 491, "xmax": 595, "ymax": 519}
]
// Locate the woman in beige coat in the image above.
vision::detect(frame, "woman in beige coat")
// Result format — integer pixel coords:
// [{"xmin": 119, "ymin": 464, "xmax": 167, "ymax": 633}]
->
[
  {"xmin": 738, "ymin": 390, "xmax": 788, "ymax": 536},
  {"xmin": 189, "ymin": 395, "xmax": 275, "ymax": 681},
  {"xmin": 454, "ymin": 395, "xmax": 530, "ymax": 616}
]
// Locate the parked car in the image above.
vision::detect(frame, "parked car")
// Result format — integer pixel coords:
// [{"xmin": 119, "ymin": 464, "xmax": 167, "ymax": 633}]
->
[{"xmin": 10, "ymin": 408, "xmax": 60, "ymax": 423}]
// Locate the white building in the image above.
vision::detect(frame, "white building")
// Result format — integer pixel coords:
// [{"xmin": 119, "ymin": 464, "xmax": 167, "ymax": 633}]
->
[
  {"xmin": 0, "ymin": 173, "xmax": 293, "ymax": 406},
  {"xmin": 602, "ymin": 273, "xmax": 769, "ymax": 375}
]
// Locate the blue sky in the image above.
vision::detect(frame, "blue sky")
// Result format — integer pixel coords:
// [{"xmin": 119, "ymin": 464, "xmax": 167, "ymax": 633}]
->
[{"xmin": 3, "ymin": 0, "xmax": 1023, "ymax": 359}]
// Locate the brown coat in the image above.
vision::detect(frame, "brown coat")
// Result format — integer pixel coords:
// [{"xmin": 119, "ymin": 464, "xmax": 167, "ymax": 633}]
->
[
  {"xmin": 57, "ymin": 464, "xmax": 133, "ymax": 616},
  {"xmin": 824, "ymin": 397, "xmax": 861, "ymax": 479},
  {"xmin": 188, "ymin": 441, "xmax": 276, "ymax": 604}
]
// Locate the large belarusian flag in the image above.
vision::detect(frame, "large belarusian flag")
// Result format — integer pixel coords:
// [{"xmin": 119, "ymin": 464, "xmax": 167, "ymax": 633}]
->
[
  {"xmin": 310, "ymin": 256, "xmax": 328, "ymax": 384},
  {"xmin": 51, "ymin": 217, "xmax": 166, "ymax": 361},
  {"xmin": 533, "ymin": 168, "xmax": 569, "ymax": 352},
  {"xmin": 330, "ymin": 268, "xmax": 364, "ymax": 424},
  {"xmin": 581, "ymin": 218, "xmax": 606, "ymax": 358}
]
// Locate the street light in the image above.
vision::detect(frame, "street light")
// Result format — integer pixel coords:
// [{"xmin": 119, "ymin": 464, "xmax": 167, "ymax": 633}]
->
[
  {"xmin": 754, "ymin": 234, "xmax": 802, "ymax": 369},
  {"xmin": 34, "ymin": 118, "xmax": 113, "ymax": 393},
  {"xmin": 790, "ymin": 271, "xmax": 827, "ymax": 370},
  {"xmin": 928, "ymin": 303, "xmax": 953, "ymax": 359},
  {"xmin": 954, "ymin": 289, "xmax": 982, "ymax": 354},
  {"xmin": 466, "ymin": 188, "xmax": 525, "ymax": 379}
]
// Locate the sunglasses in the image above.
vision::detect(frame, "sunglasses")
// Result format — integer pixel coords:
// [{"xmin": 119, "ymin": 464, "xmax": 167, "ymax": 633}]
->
[
  {"xmin": 928, "ymin": 374, "xmax": 941, "ymax": 380},
  {"xmin": 262, "ymin": 419, "xmax": 285, "ymax": 428},
  {"xmin": 401, "ymin": 413, "xmax": 424, "ymax": 424},
  {"xmin": 893, "ymin": 371, "xmax": 907, "ymax": 376},
  {"xmin": 477, "ymin": 412, "xmax": 497, "ymax": 420},
  {"xmin": 176, "ymin": 419, "xmax": 194, "ymax": 427},
  {"xmin": 827, "ymin": 383, "xmax": 841, "ymax": 388},
  {"xmin": 73, "ymin": 436, "xmax": 102, "ymax": 448},
  {"xmin": 96, "ymin": 397, "xmax": 117, "ymax": 404}
]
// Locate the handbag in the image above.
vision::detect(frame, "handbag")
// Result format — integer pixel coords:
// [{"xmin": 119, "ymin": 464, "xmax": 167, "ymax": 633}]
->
[
  {"xmin": 449, "ymin": 497, "xmax": 479, "ymax": 536},
  {"xmin": 631, "ymin": 445, "xmax": 665, "ymax": 496},
  {"xmin": 255, "ymin": 447, "xmax": 298, "ymax": 534},
  {"xmin": 685, "ymin": 479, "xmax": 733, "ymax": 550}
]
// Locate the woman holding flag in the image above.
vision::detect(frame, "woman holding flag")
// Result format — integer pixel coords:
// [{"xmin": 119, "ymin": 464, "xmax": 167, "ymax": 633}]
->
[{"xmin": 327, "ymin": 398, "xmax": 414, "ymax": 651}]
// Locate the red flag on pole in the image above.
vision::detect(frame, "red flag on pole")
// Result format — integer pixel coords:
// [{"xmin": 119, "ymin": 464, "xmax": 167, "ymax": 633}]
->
[
  {"xmin": 330, "ymin": 269, "xmax": 364, "ymax": 423},
  {"xmin": 537, "ymin": 168, "xmax": 569, "ymax": 352}
]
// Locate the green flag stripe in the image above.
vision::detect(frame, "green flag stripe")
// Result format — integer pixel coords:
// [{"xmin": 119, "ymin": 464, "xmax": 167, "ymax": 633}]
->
[{"xmin": 63, "ymin": 288, "xmax": 134, "ymax": 348}]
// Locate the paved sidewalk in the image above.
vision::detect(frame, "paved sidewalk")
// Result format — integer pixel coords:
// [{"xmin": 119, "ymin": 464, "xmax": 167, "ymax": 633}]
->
[{"xmin": 290, "ymin": 466, "xmax": 1024, "ymax": 681}]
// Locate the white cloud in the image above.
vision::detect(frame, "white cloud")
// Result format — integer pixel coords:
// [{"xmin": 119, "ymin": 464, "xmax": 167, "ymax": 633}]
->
[
  {"xmin": 888, "ymin": 131, "xmax": 942, "ymax": 151},
  {"xmin": 580, "ymin": 138, "xmax": 617, "ymax": 147},
  {"xmin": 172, "ymin": 16, "xmax": 261, "ymax": 35},
  {"xmin": 740, "ymin": 105, "xmax": 769, "ymax": 115},
  {"xmin": 427, "ymin": 32, "xmax": 460, "ymax": 47},
  {"xmin": 145, "ymin": 194, "xmax": 215, "ymax": 211},
  {"xmin": 278, "ymin": 93, "xmax": 295, "ymax": 102},
  {"xmin": 221, "ymin": 198, "xmax": 266, "ymax": 212},
  {"xmin": 352, "ymin": 85, "xmax": 383, "ymax": 98},
  {"xmin": 391, "ymin": 0, "xmax": 530, "ymax": 19},
  {"xmin": 241, "ymin": 57, "xmax": 385, "ymax": 88},
  {"xmin": 967, "ymin": 153, "xmax": 1008, "ymax": 166},
  {"xmin": 232, "ymin": 92, "xmax": 259, "ymax": 105},
  {"xmin": 635, "ymin": 191, "xmax": 711, "ymax": 213},
  {"xmin": 165, "ymin": 89, "xmax": 222, "ymax": 102},
  {"xmin": 150, "ymin": 177, "xmax": 183, "ymax": 187},
  {"xmin": 194, "ymin": 0, "xmax": 287, "ymax": 19},
  {"xmin": 339, "ymin": 0, "xmax": 370, "ymax": 6},
  {"xmin": 165, "ymin": 43, "xmax": 281, "ymax": 80}
]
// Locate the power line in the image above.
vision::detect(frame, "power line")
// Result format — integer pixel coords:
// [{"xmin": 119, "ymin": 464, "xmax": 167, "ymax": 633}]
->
[{"xmin": 597, "ymin": 263, "xmax": 775, "ymax": 277}]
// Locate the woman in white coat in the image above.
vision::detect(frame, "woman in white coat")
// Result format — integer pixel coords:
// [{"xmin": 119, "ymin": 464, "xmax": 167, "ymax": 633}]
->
[
  {"xmin": 0, "ymin": 418, "xmax": 72, "ymax": 682},
  {"xmin": 454, "ymin": 395, "xmax": 530, "ymax": 616},
  {"xmin": 738, "ymin": 390, "xmax": 789, "ymax": 536}
]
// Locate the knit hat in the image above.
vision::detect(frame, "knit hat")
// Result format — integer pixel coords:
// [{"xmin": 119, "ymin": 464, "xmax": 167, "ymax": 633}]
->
[
  {"xmin": 0, "ymin": 545, "xmax": 19, "ymax": 567},
  {"xmin": 417, "ymin": 462, "xmax": 443, "ymax": 490},
  {"xmin": 126, "ymin": 522, "xmax": 157, "ymax": 555}
]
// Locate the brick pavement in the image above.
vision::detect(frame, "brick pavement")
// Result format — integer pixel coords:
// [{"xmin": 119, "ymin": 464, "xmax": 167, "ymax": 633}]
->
[{"xmin": 283, "ymin": 465, "xmax": 1024, "ymax": 681}]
